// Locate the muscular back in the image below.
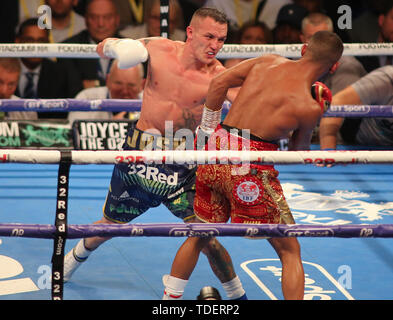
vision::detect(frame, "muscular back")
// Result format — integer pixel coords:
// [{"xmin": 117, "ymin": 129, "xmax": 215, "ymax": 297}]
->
[
  {"xmin": 137, "ymin": 38, "xmax": 225, "ymax": 134},
  {"xmin": 224, "ymin": 55, "xmax": 322, "ymax": 145}
]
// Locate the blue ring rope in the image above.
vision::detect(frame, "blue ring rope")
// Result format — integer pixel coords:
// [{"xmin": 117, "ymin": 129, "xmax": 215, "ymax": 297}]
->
[
  {"xmin": 1, "ymin": 223, "xmax": 392, "ymax": 238},
  {"xmin": 0, "ymin": 99, "xmax": 392, "ymax": 117}
]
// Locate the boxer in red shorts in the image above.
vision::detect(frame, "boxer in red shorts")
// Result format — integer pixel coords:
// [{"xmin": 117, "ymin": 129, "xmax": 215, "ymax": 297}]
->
[
  {"xmin": 195, "ymin": 123, "xmax": 295, "ymax": 225},
  {"xmin": 164, "ymin": 30, "xmax": 343, "ymax": 300}
]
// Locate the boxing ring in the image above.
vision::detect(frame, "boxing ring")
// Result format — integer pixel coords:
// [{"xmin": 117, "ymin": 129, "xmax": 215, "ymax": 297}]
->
[
  {"xmin": 1, "ymin": 41, "xmax": 393, "ymax": 302},
  {"xmin": 1, "ymin": 151, "xmax": 393, "ymax": 301}
]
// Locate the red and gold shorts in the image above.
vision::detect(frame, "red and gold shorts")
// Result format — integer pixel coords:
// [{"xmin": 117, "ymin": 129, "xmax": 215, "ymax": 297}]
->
[{"xmin": 194, "ymin": 124, "xmax": 295, "ymax": 225}]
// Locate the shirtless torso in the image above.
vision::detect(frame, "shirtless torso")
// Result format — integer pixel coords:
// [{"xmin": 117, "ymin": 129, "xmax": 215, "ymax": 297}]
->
[
  {"xmin": 96, "ymin": 14, "xmax": 232, "ymax": 134},
  {"xmin": 138, "ymin": 38, "xmax": 226, "ymax": 133},
  {"xmin": 207, "ymin": 54, "xmax": 325, "ymax": 150}
]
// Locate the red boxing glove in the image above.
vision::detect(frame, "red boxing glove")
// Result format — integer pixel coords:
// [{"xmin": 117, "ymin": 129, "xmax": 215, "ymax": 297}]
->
[{"xmin": 311, "ymin": 81, "xmax": 332, "ymax": 113}]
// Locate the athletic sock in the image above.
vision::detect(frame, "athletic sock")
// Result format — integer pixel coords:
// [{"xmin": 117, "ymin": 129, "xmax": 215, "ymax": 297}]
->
[
  {"xmin": 162, "ymin": 275, "xmax": 188, "ymax": 300},
  {"xmin": 222, "ymin": 276, "xmax": 247, "ymax": 300},
  {"xmin": 73, "ymin": 239, "xmax": 92, "ymax": 262}
]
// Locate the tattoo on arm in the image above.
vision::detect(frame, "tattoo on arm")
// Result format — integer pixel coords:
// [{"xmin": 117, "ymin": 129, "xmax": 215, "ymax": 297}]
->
[
  {"xmin": 180, "ymin": 109, "xmax": 198, "ymax": 131},
  {"xmin": 140, "ymin": 37, "xmax": 161, "ymax": 46}
]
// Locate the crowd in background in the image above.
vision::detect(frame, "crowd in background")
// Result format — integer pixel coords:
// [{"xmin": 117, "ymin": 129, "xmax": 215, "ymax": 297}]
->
[{"xmin": 0, "ymin": 0, "xmax": 393, "ymax": 147}]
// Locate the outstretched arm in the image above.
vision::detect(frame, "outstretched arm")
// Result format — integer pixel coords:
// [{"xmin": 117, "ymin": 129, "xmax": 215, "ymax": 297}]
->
[
  {"xmin": 195, "ymin": 57, "xmax": 262, "ymax": 140},
  {"xmin": 205, "ymin": 57, "xmax": 262, "ymax": 110},
  {"xmin": 96, "ymin": 37, "xmax": 151, "ymax": 69},
  {"xmin": 96, "ymin": 37, "xmax": 161, "ymax": 57}
]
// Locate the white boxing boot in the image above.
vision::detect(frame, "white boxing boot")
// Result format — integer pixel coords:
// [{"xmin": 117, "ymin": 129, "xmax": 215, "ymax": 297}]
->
[{"xmin": 63, "ymin": 239, "xmax": 92, "ymax": 282}]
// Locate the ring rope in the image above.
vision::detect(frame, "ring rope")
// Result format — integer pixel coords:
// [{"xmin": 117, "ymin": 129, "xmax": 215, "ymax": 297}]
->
[
  {"xmin": 0, "ymin": 99, "xmax": 392, "ymax": 118},
  {"xmin": 0, "ymin": 43, "xmax": 391, "ymax": 59},
  {"xmin": 1, "ymin": 223, "xmax": 392, "ymax": 238},
  {"xmin": 0, "ymin": 98, "xmax": 145, "ymax": 113},
  {"xmin": 1, "ymin": 149, "xmax": 393, "ymax": 165}
]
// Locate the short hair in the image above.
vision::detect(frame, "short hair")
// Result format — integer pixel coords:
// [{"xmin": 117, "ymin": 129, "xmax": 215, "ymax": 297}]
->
[
  {"xmin": 236, "ymin": 20, "xmax": 273, "ymax": 44},
  {"xmin": 86, "ymin": 0, "xmax": 119, "ymax": 14},
  {"xmin": 17, "ymin": 18, "xmax": 49, "ymax": 37},
  {"xmin": 190, "ymin": 7, "xmax": 228, "ymax": 25},
  {"xmin": 0, "ymin": 58, "xmax": 21, "ymax": 73},
  {"xmin": 301, "ymin": 13, "xmax": 334, "ymax": 33},
  {"xmin": 109, "ymin": 60, "xmax": 144, "ymax": 79},
  {"xmin": 306, "ymin": 30, "xmax": 343, "ymax": 66}
]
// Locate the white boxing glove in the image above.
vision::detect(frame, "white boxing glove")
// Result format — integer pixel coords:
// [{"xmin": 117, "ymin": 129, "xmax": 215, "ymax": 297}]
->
[
  {"xmin": 200, "ymin": 103, "xmax": 222, "ymax": 134},
  {"xmin": 103, "ymin": 39, "xmax": 148, "ymax": 69}
]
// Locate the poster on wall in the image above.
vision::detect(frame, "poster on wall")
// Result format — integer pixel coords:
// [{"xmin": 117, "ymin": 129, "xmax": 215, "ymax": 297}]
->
[
  {"xmin": 72, "ymin": 120, "xmax": 134, "ymax": 150},
  {"xmin": 0, "ymin": 120, "xmax": 73, "ymax": 149}
]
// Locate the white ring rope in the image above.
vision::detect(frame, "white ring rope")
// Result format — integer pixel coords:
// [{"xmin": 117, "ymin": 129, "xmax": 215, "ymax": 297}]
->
[
  {"xmin": 1, "ymin": 149, "xmax": 393, "ymax": 165},
  {"xmin": 0, "ymin": 43, "xmax": 391, "ymax": 59}
]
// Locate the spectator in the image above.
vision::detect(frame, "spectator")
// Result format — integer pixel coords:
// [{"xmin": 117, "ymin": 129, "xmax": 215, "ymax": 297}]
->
[
  {"xmin": 351, "ymin": 1, "xmax": 393, "ymax": 72},
  {"xmin": 120, "ymin": 0, "xmax": 186, "ymax": 41},
  {"xmin": 308, "ymin": 0, "xmax": 361, "ymax": 44},
  {"xmin": 300, "ymin": 12, "xmax": 367, "ymax": 94},
  {"xmin": 0, "ymin": 0, "xmax": 83, "ymax": 43},
  {"xmin": 273, "ymin": 3, "xmax": 308, "ymax": 44},
  {"xmin": 224, "ymin": 20, "xmax": 273, "ymax": 68},
  {"xmin": 319, "ymin": 66, "xmax": 393, "ymax": 149},
  {"xmin": 14, "ymin": 18, "xmax": 68, "ymax": 119},
  {"xmin": 347, "ymin": 0, "xmax": 388, "ymax": 45},
  {"xmin": 68, "ymin": 61, "xmax": 144, "ymax": 122},
  {"xmin": 60, "ymin": 0, "xmax": 121, "ymax": 95},
  {"xmin": 203, "ymin": 0, "xmax": 290, "ymax": 42},
  {"xmin": 113, "ymin": 0, "xmax": 145, "ymax": 30},
  {"xmin": 17, "ymin": 0, "xmax": 44, "ymax": 24},
  {"xmin": 293, "ymin": 0, "xmax": 324, "ymax": 13},
  {"xmin": 0, "ymin": 58, "xmax": 38, "ymax": 120},
  {"xmin": 300, "ymin": 12, "xmax": 367, "ymax": 143},
  {"xmin": 46, "ymin": 0, "xmax": 86, "ymax": 43},
  {"xmin": 300, "ymin": 12, "xmax": 367, "ymax": 144}
]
